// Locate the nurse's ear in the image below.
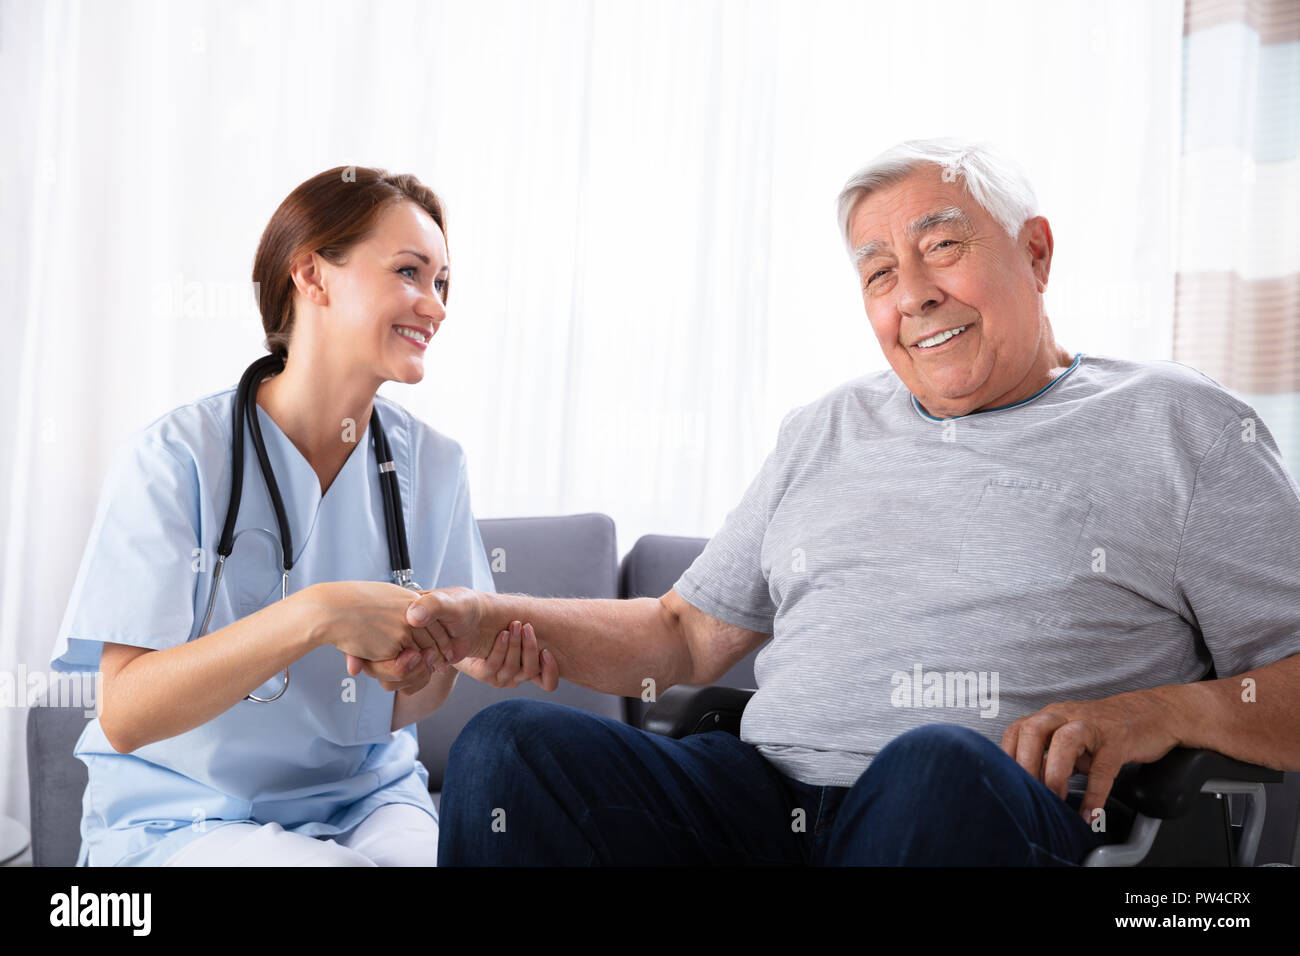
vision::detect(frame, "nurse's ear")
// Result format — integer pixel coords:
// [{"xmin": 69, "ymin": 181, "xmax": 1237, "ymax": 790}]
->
[{"xmin": 288, "ymin": 250, "xmax": 332, "ymax": 308}]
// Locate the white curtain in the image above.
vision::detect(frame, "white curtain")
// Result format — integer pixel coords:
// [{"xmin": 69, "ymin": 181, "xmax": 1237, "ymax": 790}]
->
[
  {"xmin": 1173, "ymin": 0, "xmax": 1300, "ymax": 479},
  {"xmin": 0, "ymin": 0, "xmax": 1184, "ymax": 834}
]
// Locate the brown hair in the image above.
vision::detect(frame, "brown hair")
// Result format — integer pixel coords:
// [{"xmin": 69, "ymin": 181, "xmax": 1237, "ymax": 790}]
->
[{"xmin": 252, "ymin": 165, "xmax": 448, "ymax": 360}]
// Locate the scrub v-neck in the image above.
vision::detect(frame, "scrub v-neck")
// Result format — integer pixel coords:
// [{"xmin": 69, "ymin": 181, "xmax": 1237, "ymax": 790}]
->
[{"xmin": 251, "ymin": 401, "xmax": 373, "ymax": 566}]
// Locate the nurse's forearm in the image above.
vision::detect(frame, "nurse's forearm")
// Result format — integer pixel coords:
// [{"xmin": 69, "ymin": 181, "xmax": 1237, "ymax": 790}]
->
[
  {"xmin": 100, "ymin": 591, "xmax": 319, "ymax": 753},
  {"xmin": 391, "ymin": 668, "xmax": 458, "ymax": 732},
  {"xmin": 467, "ymin": 593, "xmax": 689, "ymax": 698}
]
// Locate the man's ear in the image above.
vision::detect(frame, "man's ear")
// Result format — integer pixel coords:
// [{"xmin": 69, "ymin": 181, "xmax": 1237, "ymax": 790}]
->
[{"xmin": 1022, "ymin": 216, "xmax": 1054, "ymax": 292}]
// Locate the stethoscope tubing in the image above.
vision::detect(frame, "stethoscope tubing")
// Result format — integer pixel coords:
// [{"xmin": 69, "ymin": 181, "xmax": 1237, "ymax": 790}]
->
[{"xmin": 195, "ymin": 354, "xmax": 419, "ymax": 702}]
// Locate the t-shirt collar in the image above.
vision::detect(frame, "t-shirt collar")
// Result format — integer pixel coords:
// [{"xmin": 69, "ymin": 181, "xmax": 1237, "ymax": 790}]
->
[{"xmin": 911, "ymin": 352, "xmax": 1084, "ymax": 422}]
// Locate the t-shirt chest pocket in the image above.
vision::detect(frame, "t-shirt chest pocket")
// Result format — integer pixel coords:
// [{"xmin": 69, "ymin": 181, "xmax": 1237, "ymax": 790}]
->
[{"xmin": 955, "ymin": 476, "xmax": 1093, "ymax": 584}]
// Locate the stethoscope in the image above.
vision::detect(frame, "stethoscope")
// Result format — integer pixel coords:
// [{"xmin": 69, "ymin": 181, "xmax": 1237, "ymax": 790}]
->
[{"xmin": 196, "ymin": 354, "xmax": 421, "ymax": 702}]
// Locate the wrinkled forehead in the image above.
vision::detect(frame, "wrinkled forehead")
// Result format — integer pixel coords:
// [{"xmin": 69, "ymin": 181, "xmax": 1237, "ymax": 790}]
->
[{"xmin": 850, "ymin": 202, "xmax": 976, "ymax": 266}]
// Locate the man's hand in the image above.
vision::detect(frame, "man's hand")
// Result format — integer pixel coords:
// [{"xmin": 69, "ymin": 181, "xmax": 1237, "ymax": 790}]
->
[
  {"xmin": 403, "ymin": 587, "xmax": 488, "ymax": 662},
  {"xmin": 456, "ymin": 621, "xmax": 558, "ymax": 690},
  {"xmin": 999, "ymin": 688, "xmax": 1182, "ymax": 824},
  {"xmin": 346, "ymin": 620, "xmax": 558, "ymax": 694}
]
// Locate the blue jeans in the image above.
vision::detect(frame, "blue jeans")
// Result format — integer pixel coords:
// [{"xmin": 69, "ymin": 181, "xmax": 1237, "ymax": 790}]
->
[{"xmin": 437, "ymin": 700, "xmax": 1113, "ymax": 865}]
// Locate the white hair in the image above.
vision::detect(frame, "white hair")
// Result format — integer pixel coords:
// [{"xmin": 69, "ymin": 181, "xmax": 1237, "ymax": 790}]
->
[{"xmin": 835, "ymin": 138, "xmax": 1040, "ymax": 256}]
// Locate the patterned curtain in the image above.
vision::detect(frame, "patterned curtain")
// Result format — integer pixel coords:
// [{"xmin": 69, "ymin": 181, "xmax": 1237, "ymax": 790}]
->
[{"xmin": 1173, "ymin": 0, "xmax": 1300, "ymax": 477}]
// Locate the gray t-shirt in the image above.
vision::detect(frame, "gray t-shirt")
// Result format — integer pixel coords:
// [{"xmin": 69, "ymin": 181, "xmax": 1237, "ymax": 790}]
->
[{"xmin": 673, "ymin": 352, "xmax": 1300, "ymax": 787}]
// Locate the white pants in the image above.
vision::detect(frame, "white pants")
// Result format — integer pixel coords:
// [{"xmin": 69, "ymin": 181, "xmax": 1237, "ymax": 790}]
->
[{"xmin": 162, "ymin": 803, "xmax": 439, "ymax": 866}]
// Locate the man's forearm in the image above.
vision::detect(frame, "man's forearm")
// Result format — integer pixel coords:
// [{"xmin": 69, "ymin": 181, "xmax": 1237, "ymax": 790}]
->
[
  {"xmin": 471, "ymin": 593, "xmax": 690, "ymax": 698},
  {"xmin": 1161, "ymin": 651, "xmax": 1300, "ymax": 771}
]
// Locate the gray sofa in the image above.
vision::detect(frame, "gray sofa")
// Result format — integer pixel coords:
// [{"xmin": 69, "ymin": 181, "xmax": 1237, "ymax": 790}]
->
[{"xmin": 24, "ymin": 513, "xmax": 1299, "ymax": 864}]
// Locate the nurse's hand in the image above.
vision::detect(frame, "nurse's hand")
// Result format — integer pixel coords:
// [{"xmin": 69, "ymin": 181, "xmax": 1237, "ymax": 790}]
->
[
  {"xmin": 456, "ymin": 621, "xmax": 559, "ymax": 690},
  {"xmin": 303, "ymin": 580, "xmax": 436, "ymax": 663}
]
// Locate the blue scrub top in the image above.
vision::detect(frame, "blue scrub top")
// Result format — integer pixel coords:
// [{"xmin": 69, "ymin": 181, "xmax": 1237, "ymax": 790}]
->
[{"xmin": 49, "ymin": 384, "xmax": 496, "ymax": 866}]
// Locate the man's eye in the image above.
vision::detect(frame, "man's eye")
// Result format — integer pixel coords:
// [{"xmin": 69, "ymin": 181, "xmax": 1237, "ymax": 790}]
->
[
  {"xmin": 932, "ymin": 240, "xmax": 957, "ymax": 251},
  {"xmin": 867, "ymin": 269, "xmax": 889, "ymax": 286}
]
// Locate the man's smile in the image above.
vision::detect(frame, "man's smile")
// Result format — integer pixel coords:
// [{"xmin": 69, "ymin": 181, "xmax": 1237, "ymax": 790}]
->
[{"xmin": 911, "ymin": 322, "xmax": 975, "ymax": 353}]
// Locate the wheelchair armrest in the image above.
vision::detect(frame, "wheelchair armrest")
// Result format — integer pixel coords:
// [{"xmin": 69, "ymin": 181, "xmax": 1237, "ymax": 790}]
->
[
  {"xmin": 1108, "ymin": 748, "xmax": 1284, "ymax": 820},
  {"xmin": 643, "ymin": 685, "xmax": 756, "ymax": 739}
]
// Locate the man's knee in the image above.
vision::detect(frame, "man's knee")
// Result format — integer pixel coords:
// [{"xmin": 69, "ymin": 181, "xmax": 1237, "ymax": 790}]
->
[
  {"xmin": 828, "ymin": 724, "xmax": 1041, "ymax": 865},
  {"xmin": 440, "ymin": 700, "xmax": 653, "ymax": 864},
  {"xmin": 444, "ymin": 698, "xmax": 615, "ymax": 803},
  {"xmin": 450, "ymin": 699, "xmax": 586, "ymax": 761},
  {"xmin": 867, "ymin": 723, "xmax": 996, "ymax": 781},
  {"xmin": 842, "ymin": 723, "xmax": 1004, "ymax": 819}
]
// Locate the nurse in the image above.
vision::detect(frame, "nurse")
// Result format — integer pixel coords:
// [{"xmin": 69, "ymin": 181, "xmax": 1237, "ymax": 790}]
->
[{"xmin": 49, "ymin": 165, "xmax": 556, "ymax": 866}]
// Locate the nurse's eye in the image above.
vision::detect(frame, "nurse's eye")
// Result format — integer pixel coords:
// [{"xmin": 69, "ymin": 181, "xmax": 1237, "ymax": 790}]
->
[
  {"xmin": 396, "ymin": 266, "xmax": 418, "ymax": 280},
  {"xmin": 434, "ymin": 278, "xmax": 448, "ymax": 297}
]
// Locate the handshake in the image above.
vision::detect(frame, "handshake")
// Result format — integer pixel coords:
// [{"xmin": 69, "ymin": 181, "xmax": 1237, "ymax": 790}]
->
[{"xmin": 302, "ymin": 582, "xmax": 559, "ymax": 696}]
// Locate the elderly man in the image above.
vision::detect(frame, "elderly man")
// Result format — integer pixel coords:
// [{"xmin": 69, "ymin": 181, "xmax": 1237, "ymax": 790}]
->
[{"xmin": 384, "ymin": 139, "xmax": 1300, "ymax": 865}]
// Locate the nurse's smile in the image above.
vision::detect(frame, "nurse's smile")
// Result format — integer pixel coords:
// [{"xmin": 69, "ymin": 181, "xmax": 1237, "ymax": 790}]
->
[{"xmin": 393, "ymin": 325, "xmax": 432, "ymax": 350}]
